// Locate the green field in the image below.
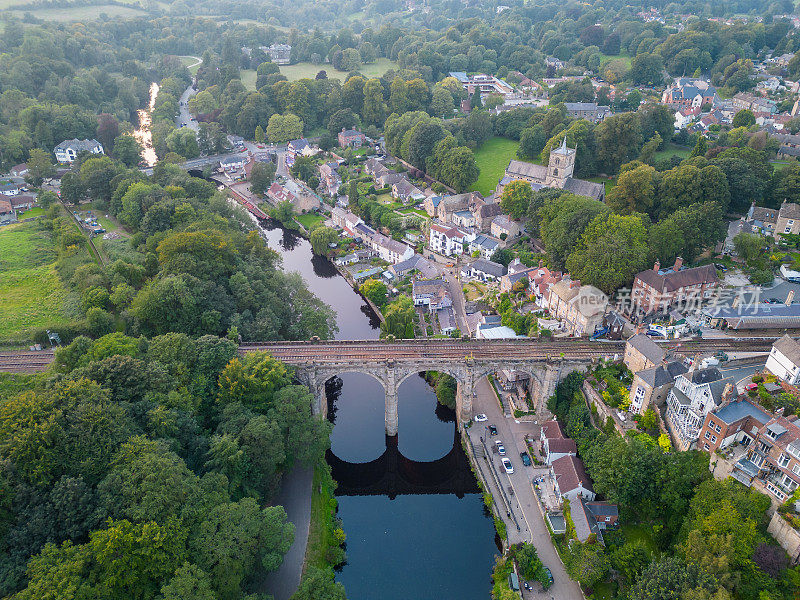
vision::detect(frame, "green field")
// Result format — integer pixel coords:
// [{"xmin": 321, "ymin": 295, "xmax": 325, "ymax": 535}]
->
[
  {"xmin": 599, "ymin": 52, "xmax": 633, "ymax": 69},
  {"xmin": 180, "ymin": 56, "xmax": 202, "ymax": 75},
  {"xmin": 653, "ymin": 143, "xmax": 691, "ymax": 162},
  {"xmin": 10, "ymin": 4, "xmax": 147, "ymax": 20},
  {"xmin": 242, "ymin": 58, "xmax": 399, "ymax": 89},
  {"xmin": 18, "ymin": 207, "xmax": 45, "ymax": 220},
  {"xmin": 0, "ymin": 222, "xmax": 70, "ymax": 340},
  {"xmin": 471, "ymin": 136, "xmax": 523, "ymax": 197},
  {"xmin": 294, "ymin": 212, "xmax": 326, "ymax": 230}
]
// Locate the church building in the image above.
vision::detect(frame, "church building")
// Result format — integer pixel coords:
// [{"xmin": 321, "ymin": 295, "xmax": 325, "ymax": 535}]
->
[{"xmin": 499, "ymin": 138, "xmax": 605, "ymax": 202}]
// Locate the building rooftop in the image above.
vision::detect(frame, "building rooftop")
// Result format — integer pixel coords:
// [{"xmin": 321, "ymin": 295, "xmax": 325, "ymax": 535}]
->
[
  {"xmin": 626, "ymin": 333, "xmax": 666, "ymax": 366},
  {"xmin": 773, "ymin": 335, "xmax": 800, "ymax": 365},
  {"xmin": 552, "ymin": 455, "xmax": 594, "ymax": 495},
  {"xmin": 714, "ymin": 399, "xmax": 772, "ymax": 425}
]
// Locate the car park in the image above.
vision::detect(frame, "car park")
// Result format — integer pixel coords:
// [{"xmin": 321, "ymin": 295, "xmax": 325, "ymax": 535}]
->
[{"xmin": 501, "ymin": 457, "xmax": 513, "ymax": 473}]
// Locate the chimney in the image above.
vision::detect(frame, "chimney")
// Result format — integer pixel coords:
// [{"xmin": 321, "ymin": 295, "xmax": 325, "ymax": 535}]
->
[
  {"xmin": 653, "ymin": 260, "xmax": 661, "ymax": 273},
  {"xmin": 673, "ymin": 256, "xmax": 683, "ymax": 271},
  {"xmin": 570, "ymin": 280, "xmax": 581, "ymax": 289},
  {"xmin": 538, "ymin": 259, "xmax": 544, "ymax": 268},
  {"xmin": 787, "ymin": 290, "xmax": 795, "ymax": 306}
]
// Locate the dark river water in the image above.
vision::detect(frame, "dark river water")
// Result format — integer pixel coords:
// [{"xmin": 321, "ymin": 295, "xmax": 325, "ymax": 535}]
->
[{"xmin": 259, "ymin": 223, "xmax": 497, "ymax": 599}]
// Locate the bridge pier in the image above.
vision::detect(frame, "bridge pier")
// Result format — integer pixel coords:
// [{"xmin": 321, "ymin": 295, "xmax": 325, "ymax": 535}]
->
[
  {"xmin": 456, "ymin": 368, "xmax": 474, "ymax": 425},
  {"xmin": 385, "ymin": 365, "xmax": 398, "ymax": 437},
  {"xmin": 535, "ymin": 362, "xmax": 561, "ymax": 416}
]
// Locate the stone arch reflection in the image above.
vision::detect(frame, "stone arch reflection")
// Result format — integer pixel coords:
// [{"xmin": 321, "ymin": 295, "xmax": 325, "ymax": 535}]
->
[{"xmin": 327, "ymin": 429, "xmax": 479, "ymax": 499}]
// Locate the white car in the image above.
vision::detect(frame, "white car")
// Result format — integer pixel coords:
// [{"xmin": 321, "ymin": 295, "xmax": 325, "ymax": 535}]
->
[
  {"xmin": 495, "ymin": 440, "xmax": 506, "ymax": 456},
  {"xmin": 474, "ymin": 413, "xmax": 487, "ymax": 422},
  {"xmin": 502, "ymin": 457, "xmax": 514, "ymax": 474}
]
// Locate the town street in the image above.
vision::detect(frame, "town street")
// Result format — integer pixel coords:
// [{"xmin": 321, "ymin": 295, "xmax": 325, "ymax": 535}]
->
[
  {"xmin": 177, "ymin": 84, "xmax": 198, "ymax": 131},
  {"xmin": 465, "ymin": 376, "xmax": 583, "ymax": 600}
]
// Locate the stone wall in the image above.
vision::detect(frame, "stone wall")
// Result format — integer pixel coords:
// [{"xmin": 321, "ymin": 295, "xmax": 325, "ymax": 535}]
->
[
  {"xmin": 582, "ymin": 381, "xmax": 626, "ymax": 435},
  {"xmin": 768, "ymin": 512, "xmax": 800, "ymax": 563}
]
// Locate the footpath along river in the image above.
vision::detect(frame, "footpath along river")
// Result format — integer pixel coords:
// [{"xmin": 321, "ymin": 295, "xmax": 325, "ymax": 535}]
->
[{"xmin": 259, "ymin": 223, "xmax": 497, "ymax": 599}]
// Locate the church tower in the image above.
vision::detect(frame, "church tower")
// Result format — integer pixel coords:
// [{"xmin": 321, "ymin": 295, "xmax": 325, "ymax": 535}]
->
[{"xmin": 545, "ymin": 137, "xmax": 576, "ymax": 188}]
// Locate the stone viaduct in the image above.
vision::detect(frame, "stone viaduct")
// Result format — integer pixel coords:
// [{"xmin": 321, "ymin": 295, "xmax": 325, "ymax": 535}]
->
[{"xmin": 240, "ymin": 338, "xmax": 773, "ymax": 436}]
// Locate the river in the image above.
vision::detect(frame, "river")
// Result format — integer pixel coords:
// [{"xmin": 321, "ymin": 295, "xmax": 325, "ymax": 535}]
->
[
  {"xmin": 259, "ymin": 223, "xmax": 497, "ymax": 599},
  {"xmin": 134, "ymin": 82, "xmax": 159, "ymax": 167}
]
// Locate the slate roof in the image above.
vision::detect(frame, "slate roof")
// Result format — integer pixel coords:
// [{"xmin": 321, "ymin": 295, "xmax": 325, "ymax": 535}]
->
[
  {"xmin": 635, "ymin": 264, "xmax": 718, "ymax": 293},
  {"xmin": 562, "ymin": 177, "xmax": 605, "ymax": 201},
  {"xmin": 773, "ymin": 335, "xmax": 800, "ymax": 365},
  {"xmin": 470, "ymin": 258, "xmax": 506, "ymax": 278},
  {"xmin": 714, "ymin": 399, "xmax": 772, "ymax": 425},
  {"xmin": 779, "ymin": 145, "xmax": 800, "ymax": 157},
  {"xmin": 636, "ymin": 360, "xmax": 688, "ymax": 388},
  {"xmin": 472, "ymin": 234, "xmax": 500, "ymax": 250},
  {"xmin": 627, "ymin": 333, "xmax": 665, "ymax": 366},
  {"xmin": 780, "ymin": 202, "xmax": 800, "ymax": 220},
  {"xmin": 505, "ymin": 160, "xmax": 548, "ymax": 180}
]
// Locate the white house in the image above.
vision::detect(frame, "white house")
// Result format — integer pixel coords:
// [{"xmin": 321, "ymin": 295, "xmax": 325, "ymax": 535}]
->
[
  {"xmin": 469, "ymin": 234, "xmax": 501, "ymax": 260},
  {"xmin": 412, "ymin": 278, "xmax": 452, "ymax": 310},
  {"xmin": 539, "ymin": 421, "xmax": 578, "ymax": 465},
  {"xmin": 220, "ymin": 155, "xmax": 247, "ymax": 172},
  {"xmin": 766, "ymin": 335, "xmax": 800, "ymax": 385},
  {"xmin": 665, "ymin": 368, "xmax": 736, "ymax": 451},
  {"xmin": 367, "ymin": 232, "xmax": 414, "ymax": 264},
  {"xmin": 331, "ymin": 207, "xmax": 363, "ymax": 236},
  {"xmin": 461, "ymin": 258, "xmax": 505, "ymax": 282},
  {"xmin": 54, "ymin": 139, "xmax": 104, "ymax": 163},
  {"xmin": 429, "ymin": 223, "xmax": 474, "ymax": 256},
  {"xmin": 550, "ymin": 455, "xmax": 596, "ymax": 503}
]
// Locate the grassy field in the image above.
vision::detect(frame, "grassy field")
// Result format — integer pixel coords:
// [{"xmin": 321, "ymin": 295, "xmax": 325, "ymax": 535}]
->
[
  {"xmin": 653, "ymin": 143, "xmax": 691, "ymax": 162},
  {"xmin": 11, "ymin": 4, "xmax": 147, "ymax": 20},
  {"xmin": 242, "ymin": 58, "xmax": 401, "ymax": 89},
  {"xmin": 0, "ymin": 222, "xmax": 71, "ymax": 340},
  {"xmin": 294, "ymin": 212, "xmax": 326, "ymax": 230},
  {"xmin": 179, "ymin": 56, "xmax": 202, "ymax": 75},
  {"xmin": 471, "ymin": 137, "xmax": 522, "ymax": 197},
  {"xmin": 599, "ymin": 52, "xmax": 633, "ymax": 69},
  {"xmin": 18, "ymin": 207, "xmax": 45, "ymax": 220}
]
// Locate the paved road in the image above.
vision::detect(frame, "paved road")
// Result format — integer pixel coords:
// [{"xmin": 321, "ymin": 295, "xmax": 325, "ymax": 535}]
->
[
  {"xmin": 443, "ymin": 264, "xmax": 468, "ymax": 333},
  {"xmin": 259, "ymin": 466, "xmax": 314, "ymax": 600},
  {"xmin": 466, "ymin": 376, "xmax": 583, "ymax": 600},
  {"xmin": 177, "ymin": 84, "xmax": 198, "ymax": 131}
]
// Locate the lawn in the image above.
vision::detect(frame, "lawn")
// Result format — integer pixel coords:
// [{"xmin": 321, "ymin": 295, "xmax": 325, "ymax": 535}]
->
[
  {"xmin": 11, "ymin": 4, "xmax": 147, "ymax": 20},
  {"xmin": 241, "ymin": 69, "xmax": 258, "ymax": 91},
  {"xmin": 294, "ymin": 212, "xmax": 326, "ymax": 230},
  {"xmin": 18, "ymin": 207, "xmax": 45, "ymax": 220},
  {"xmin": 397, "ymin": 207, "xmax": 429, "ymax": 218},
  {"xmin": 621, "ymin": 523, "xmax": 658, "ymax": 555},
  {"xmin": 179, "ymin": 56, "xmax": 202, "ymax": 75},
  {"xmin": 653, "ymin": 143, "xmax": 691, "ymax": 162},
  {"xmin": 587, "ymin": 175, "xmax": 617, "ymax": 195},
  {"xmin": 0, "ymin": 222, "xmax": 71, "ymax": 340},
  {"xmin": 278, "ymin": 58, "xmax": 400, "ymax": 82},
  {"xmin": 471, "ymin": 136, "xmax": 524, "ymax": 197},
  {"xmin": 599, "ymin": 52, "xmax": 633, "ymax": 69}
]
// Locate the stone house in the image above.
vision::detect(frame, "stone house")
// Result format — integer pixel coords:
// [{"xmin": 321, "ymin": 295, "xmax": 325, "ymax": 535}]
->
[
  {"xmin": 547, "ymin": 279, "xmax": 608, "ymax": 337},
  {"xmin": 628, "ymin": 360, "xmax": 688, "ymax": 415},
  {"xmin": 338, "ymin": 128, "xmax": 367, "ymax": 148},
  {"xmin": 551, "ymin": 455, "xmax": 596, "ymax": 503},
  {"xmin": 623, "ymin": 333, "xmax": 665, "ymax": 373},
  {"xmin": 54, "ymin": 138, "xmax": 104, "ymax": 163},
  {"xmin": 490, "ymin": 215, "xmax": 520, "ymax": 240}
]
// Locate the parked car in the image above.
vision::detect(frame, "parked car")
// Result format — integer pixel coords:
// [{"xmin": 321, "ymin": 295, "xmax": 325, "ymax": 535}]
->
[
  {"xmin": 501, "ymin": 457, "xmax": 514, "ymax": 474},
  {"xmin": 745, "ymin": 382, "xmax": 758, "ymax": 391},
  {"xmin": 488, "ymin": 424, "xmax": 498, "ymax": 436},
  {"xmin": 520, "ymin": 452, "xmax": 532, "ymax": 466},
  {"xmin": 474, "ymin": 413, "xmax": 487, "ymax": 422},
  {"xmin": 495, "ymin": 441, "xmax": 506, "ymax": 455},
  {"xmin": 765, "ymin": 298, "xmax": 781, "ymax": 304},
  {"xmin": 715, "ymin": 263, "xmax": 728, "ymax": 272}
]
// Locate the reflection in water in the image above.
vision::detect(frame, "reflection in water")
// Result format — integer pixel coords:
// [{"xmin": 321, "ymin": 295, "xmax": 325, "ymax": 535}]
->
[
  {"xmin": 133, "ymin": 82, "xmax": 159, "ymax": 167},
  {"xmin": 258, "ymin": 222, "xmax": 381, "ymax": 340},
  {"xmin": 329, "ymin": 373, "xmax": 496, "ymax": 600},
  {"xmin": 327, "ymin": 431, "xmax": 479, "ymax": 498}
]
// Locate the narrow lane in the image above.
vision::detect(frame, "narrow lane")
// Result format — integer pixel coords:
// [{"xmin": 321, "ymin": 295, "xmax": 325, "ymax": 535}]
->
[{"xmin": 466, "ymin": 376, "xmax": 584, "ymax": 600}]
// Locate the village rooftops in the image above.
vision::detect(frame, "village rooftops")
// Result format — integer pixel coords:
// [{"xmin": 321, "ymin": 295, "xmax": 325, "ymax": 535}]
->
[
  {"xmin": 635, "ymin": 263, "xmax": 718, "ymax": 293},
  {"xmin": 636, "ymin": 361, "xmax": 688, "ymax": 388},
  {"xmin": 541, "ymin": 420, "xmax": 565, "ymax": 440}
]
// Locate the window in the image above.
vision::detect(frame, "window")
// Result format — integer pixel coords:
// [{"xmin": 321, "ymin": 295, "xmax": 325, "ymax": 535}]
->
[
  {"xmin": 780, "ymin": 453, "xmax": 790, "ymax": 468},
  {"xmin": 715, "ymin": 424, "xmax": 721, "ymax": 433},
  {"xmin": 704, "ymin": 431, "xmax": 711, "ymax": 439},
  {"xmin": 711, "ymin": 435, "xmax": 717, "ymax": 443},
  {"xmin": 704, "ymin": 443, "xmax": 710, "ymax": 450}
]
